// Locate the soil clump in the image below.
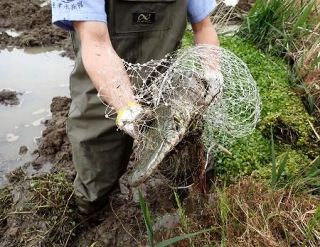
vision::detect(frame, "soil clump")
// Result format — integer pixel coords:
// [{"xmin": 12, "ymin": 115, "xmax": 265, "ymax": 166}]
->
[
  {"xmin": 18, "ymin": 146, "xmax": 28, "ymax": 155},
  {"xmin": 0, "ymin": 89, "xmax": 21, "ymax": 106}
]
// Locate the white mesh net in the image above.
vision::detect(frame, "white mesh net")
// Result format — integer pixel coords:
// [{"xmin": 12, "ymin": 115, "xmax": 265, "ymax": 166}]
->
[{"xmin": 99, "ymin": 45, "xmax": 261, "ymax": 187}]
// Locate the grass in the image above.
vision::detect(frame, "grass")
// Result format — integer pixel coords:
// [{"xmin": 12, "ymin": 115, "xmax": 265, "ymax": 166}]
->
[
  {"xmin": 270, "ymin": 126, "xmax": 289, "ymax": 188},
  {"xmin": 239, "ymin": 0, "xmax": 318, "ymax": 58},
  {"xmin": 189, "ymin": 178, "xmax": 320, "ymax": 246},
  {"xmin": 0, "ymin": 186, "xmax": 13, "ymax": 236},
  {"xmin": 207, "ymin": 35, "xmax": 318, "ymax": 182},
  {"xmin": 238, "ymin": 0, "xmax": 320, "ymax": 116},
  {"xmin": 138, "ymin": 190, "xmax": 212, "ymax": 247},
  {"xmin": 0, "ymin": 172, "xmax": 82, "ymax": 247}
]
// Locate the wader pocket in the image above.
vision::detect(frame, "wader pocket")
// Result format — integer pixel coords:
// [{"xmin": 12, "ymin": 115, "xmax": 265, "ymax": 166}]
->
[{"xmin": 111, "ymin": 0, "xmax": 176, "ymax": 34}]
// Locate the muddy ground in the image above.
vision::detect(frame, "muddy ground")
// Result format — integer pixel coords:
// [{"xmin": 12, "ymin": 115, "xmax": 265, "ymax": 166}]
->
[
  {"xmin": 0, "ymin": 90, "xmax": 21, "ymax": 106},
  {"xmin": 0, "ymin": 0, "xmax": 73, "ymax": 58},
  {"xmin": 1, "ymin": 96, "xmax": 185, "ymax": 247}
]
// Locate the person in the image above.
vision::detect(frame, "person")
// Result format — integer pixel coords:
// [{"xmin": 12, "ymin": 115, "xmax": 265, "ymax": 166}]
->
[{"xmin": 51, "ymin": 0, "xmax": 220, "ymax": 214}]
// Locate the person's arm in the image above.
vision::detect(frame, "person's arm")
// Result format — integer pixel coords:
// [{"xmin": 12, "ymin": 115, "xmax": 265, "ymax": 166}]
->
[
  {"xmin": 73, "ymin": 21, "xmax": 136, "ymax": 112},
  {"xmin": 74, "ymin": 21, "xmax": 146, "ymax": 138},
  {"xmin": 192, "ymin": 16, "xmax": 222, "ymax": 101},
  {"xmin": 191, "ymin": 16, "xmax": 219, "ymax": 46}
]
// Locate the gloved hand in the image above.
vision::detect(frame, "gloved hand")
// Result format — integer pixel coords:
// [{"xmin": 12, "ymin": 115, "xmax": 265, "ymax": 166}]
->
[{"xmin": 116, "ymin": 102, "xmax": 151, "ymax": 139}]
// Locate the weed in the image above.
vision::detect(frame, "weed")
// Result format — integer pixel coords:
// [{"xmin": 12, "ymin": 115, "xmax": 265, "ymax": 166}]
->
[
  {"xmin": 217, "ymin": 188, "xmax": 229, "ymax": 244},
  {"xmin": 138, "ymin": 190, "xmax": 211, "ymax": 247},
  {"xmin": 289, "ymin": 156, "xmax": 320, "ymax": 194},
  {"xmin": 0, "ymin": 172, "xmax": 82, "ymax": 247},
  {"xmin": 239, "ymin": 0, "xmax": 318, "ymax": 57},
  {"xmin": 239, "ymin": 0, "xmax": 320, "ymax": 109},
  {"xmin": 0, "ymin": 186, "xmax": 13, "ymax": 235},
  {"xmin": 270, "ymin": 126, "xmax": 289, "ymax": 188},
  {"xmin": 174, "ymin": 191, "xmax": 189, "ymax": 232},
  {"xmin": 182, "ymin": 178, "xmax": 320, "ymax": 246},
  {"xmin": 138, "ymin": 190, "xmax": 155, "ymax": 246}
]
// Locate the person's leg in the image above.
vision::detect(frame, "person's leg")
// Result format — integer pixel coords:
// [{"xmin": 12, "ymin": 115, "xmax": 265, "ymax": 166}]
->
[{"xmin": 67, "ymin": 49, "xmax": 133, "ymax": 213}]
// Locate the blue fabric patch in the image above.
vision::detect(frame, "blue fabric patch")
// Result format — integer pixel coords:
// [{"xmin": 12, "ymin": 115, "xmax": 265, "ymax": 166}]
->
[
  {"xmin": 51, "ymin": 0, "xmax": 106, "ymax": 30},
  {"xmin": 52, "ymin": 0, "xmax": 216, "ymax": 30}
]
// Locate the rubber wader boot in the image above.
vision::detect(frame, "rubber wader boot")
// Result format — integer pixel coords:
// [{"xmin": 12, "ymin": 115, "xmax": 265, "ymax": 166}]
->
[{"xmin": 68, "ymin": 0, "xmax": 187, "ymax": 214}]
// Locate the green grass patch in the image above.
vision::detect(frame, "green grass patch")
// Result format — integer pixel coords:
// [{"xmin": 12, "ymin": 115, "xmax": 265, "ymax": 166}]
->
[
  {"xmin": 238, "ymin": 0, "xmax": 318, "ymax": 57},
  {"xmin": 211, "ymin": 35, "xmax": 316, "ymax": 181},
  {"xmin": 180, "ymin": 30, "xmax": 316, "ymax": 182}
]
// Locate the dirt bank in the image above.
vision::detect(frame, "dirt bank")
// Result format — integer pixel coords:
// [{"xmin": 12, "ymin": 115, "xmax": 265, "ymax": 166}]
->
[
  {"xmin": 0, "ymin": 90, "xmax": 21, "ymax": 106},
  {"xmin": 0, "ymin": 0, "xmax": 73, "ymax": 58}
]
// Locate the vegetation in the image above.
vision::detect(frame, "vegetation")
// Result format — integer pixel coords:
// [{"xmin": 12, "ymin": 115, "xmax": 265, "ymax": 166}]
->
[
  {"xmin": 0, "ymin": 1, "xmax": 319, "ymax": 246},
  {"xmin": 212, "ymin": 35, "xmax": 318, "ymax": 181},
  {"xmin": 154, "ymin": 29, "xmax": 319, "ymax": 246},
  {"xmin": 239, "ymin": 0, "xmax": 319, "ymax": 83},
  {"xmin": 0, "ymin": 172, "xmax": 81, "ymax": 246},
  {"xmin": 138, "ymin": 190, "xmax": 211, "ymax": 247},
  {"xmin": 238, "ymin": 0, "xmax": 320, "ymax": 124},
  {"xmin": 167, "ymin": 178, "xmax": 320, "ymax": 246}
]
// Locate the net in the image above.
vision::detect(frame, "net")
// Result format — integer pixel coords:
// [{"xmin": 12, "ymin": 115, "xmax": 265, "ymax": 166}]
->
[{"xmin": 100, "ymin": 45, "xmax": 261, "ymax": 187}]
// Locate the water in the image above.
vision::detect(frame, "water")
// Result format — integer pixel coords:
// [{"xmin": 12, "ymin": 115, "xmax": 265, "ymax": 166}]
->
[{"xmin": 0, "ymin": 48, "xmax": 74, "ymax": 185}]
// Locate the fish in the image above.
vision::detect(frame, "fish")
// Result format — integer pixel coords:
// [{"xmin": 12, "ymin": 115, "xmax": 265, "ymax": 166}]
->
[{"xmin": 128, "ymin": 73, "xmax": 220, "ymax": 187}]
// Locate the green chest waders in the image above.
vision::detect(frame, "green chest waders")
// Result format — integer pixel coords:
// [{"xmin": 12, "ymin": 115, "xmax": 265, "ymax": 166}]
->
[{"xmin": 68, "ymin": 0, "xmax": 187, "ymax": 204}]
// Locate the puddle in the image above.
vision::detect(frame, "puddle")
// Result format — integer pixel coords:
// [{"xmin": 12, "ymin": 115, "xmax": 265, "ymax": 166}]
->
[{"xmin": 0, "ymin": 47, "xmax": 74, "ymax": 185}]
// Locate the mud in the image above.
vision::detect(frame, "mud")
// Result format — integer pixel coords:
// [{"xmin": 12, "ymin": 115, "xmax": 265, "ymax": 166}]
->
[
  {"xmin": 0, "ymin": 0, "xmax": 73, "ymax": 58},
  {"xmin": 1, "ymin": 95, "xmax": 205, "ymax": 246},
  {"xmin": 32, "ymin": 96, "xmax": 74, "ymax": 178},
  {"xmin": 0, "ymin": 90, "xmax": 21, "ymax": 106},
  {"xmin": 4, "ymin": 96, "xmax": 73, "ymax": 183},
  {"xmin": 237, "ymin": 0, "xmax": 256, "ymax": 11},
  {"xmin": 18, "ymin": 146, "xmax": 28, "ymax": 155}
]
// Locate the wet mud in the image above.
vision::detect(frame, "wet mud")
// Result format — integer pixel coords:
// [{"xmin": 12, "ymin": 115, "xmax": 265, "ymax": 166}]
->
[
  {"xmin": 1, "ymin": 97, "xmax": 185, "ymax": 246},
  {"xmin": 0, "ymin": 0, "xmax": 73, "ymax": 58},
  {"xmin": 4, "ymin": 96, "xmax": 72, "ymax": 182},
  {"xmin": 0, "ymin": 90, "xmax": 21, "ymax": 106},
  {"xmin": 237, "ymin": 0, "xmax": 256, "ymax": 11}
]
